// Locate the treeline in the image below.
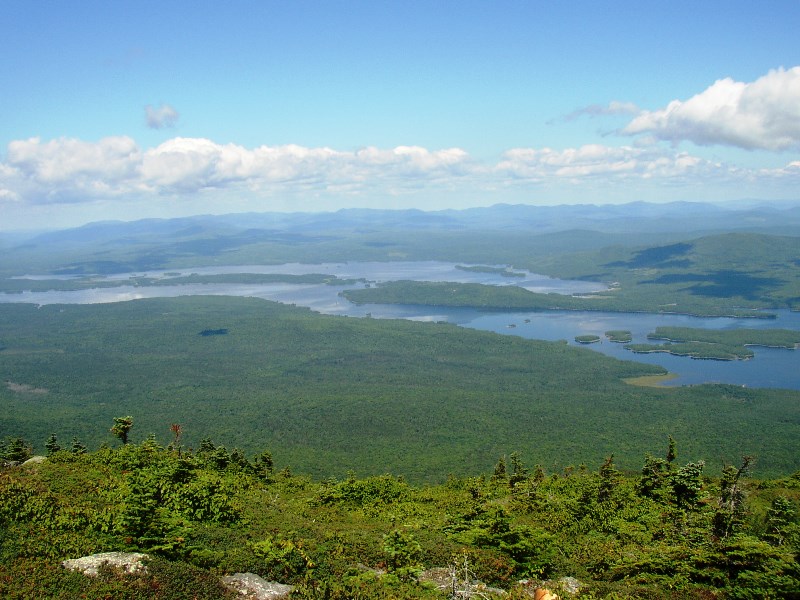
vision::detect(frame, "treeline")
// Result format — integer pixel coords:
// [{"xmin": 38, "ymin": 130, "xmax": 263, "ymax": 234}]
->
[{"xmin": 1, "ymin": 428, "xmax": 799, "ymax": 599}]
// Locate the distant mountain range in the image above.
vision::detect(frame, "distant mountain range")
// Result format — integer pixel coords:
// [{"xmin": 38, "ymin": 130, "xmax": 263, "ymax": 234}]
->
[{"xmin": 8, "ymin": 201, "xmax": 800, "ymax": 249}]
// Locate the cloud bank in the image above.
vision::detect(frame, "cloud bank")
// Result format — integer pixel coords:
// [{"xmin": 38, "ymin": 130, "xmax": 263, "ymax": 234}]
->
[
  {"xmin": 623, "ymin": 67, "xmax": 800, "ymax": 151},
  {"xmin": 2, "ymin": 136, "xmax": 797, "ymax": 210},
  {"xmin": 0, "ymin": 137, "xmax": 473, "ymax": 204}
]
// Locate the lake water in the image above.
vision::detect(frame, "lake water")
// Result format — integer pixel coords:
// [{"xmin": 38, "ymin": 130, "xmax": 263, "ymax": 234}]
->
[{"xmin": 3, "ymin": 261, "xmax": 798, "ymax": 390}]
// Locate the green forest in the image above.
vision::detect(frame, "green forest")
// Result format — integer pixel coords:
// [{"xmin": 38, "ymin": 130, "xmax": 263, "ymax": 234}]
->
[
  {"xmin": 2, "ymin": 296, "xmax": 799, "ymax": 480},
  {"xmin": 1, "ymin": 433, "xmax": 798, "ymax": 599}
]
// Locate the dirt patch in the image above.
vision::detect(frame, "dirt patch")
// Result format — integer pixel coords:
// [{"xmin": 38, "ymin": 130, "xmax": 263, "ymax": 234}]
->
[
  {"xmin": 5, "ymin": 381, "xmax": 49, "ymax": 394},
  {"xmin": 623, "ymin": 373, "xmax": 678, "ymax": 388}
]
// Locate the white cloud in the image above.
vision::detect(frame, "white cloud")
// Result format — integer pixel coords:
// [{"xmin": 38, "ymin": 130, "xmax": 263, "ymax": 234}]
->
[
  {"xmin": 8, "ymin": 136, "xmax": 140, "ymax": 183},
  {"xmin": 1, "ymin": 136, "xmax": 797, "ymax": 214},
  {"xmin": 623, "ymin": 67, "xmax": 800, "ymax": 151},
  {"xmin": 1, "ymin": 136, "xmax": 475, "ymax": 204},
  {"xmin": 145, "ymin": 103, "xmax": 180, "ymax": 129},
  {"xmin": 495, "ymin": 144, "xmax": 725, "ymax": 183},
  {"xmin": 4, "ymin": 136, "xmax": 143, "ymax": 203}
]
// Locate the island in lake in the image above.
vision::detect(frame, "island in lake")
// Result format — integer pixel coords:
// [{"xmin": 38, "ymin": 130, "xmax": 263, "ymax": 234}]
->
[{"xmin": 624, "ymin": 326, "xmax": 800, "ymax": 360}]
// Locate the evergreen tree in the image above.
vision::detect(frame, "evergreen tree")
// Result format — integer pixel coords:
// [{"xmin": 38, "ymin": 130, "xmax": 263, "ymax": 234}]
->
[
  {"xmin": 198, "ymin": 437, "xmax": 216, "ymax": 453},
  {"xmin": 670, "ymin": 460, "xmax": 705, "ymax": 509},
  {"xmin": 598, "ymin": 455, "xmax": 620, "ymax": 502},
  {"xmin": 44, "ymin": 433, "xmax": 60, "ymax": 455},
  {"xmin": 1, "ymin": 437, "xmax": 32, "ymax": 462},
  {"xmin": 764, "ymin": 496, "xmax": 796, "ymax": 547},
  {"xmin": 383, "ymin": 529, "xmax": 423, "ymax": 582},
  {"xmin": 254, "ymin": 450, "xmax": 274, "ymax": 479},
  {"xmin": 70, "ymin": 436, "xmax": 87, "ymax": 454},
  {"xmin": 509, "ymin": 451, "xmax": 528, "ymax": 487},
  {"xmin": 638, "ymin": 454, "xmax": 668, "ymax": 499},
  {"xmin": 110, "ymin": 415, "xmax": 134, "ymax": 445},
  {"xmin": 666, "ymin": 435, "xmax": 677, "ymax": 466},
  {"xmin": 492, "ymin": 455, "xmax": 507, "ymax": 482},
  {"xmin": 230, "ymin": 447, "xmax": 249, "ymax": 469}
]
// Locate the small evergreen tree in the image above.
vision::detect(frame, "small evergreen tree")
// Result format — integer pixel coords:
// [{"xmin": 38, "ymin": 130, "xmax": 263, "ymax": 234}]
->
[
  {"xmin": 638, "ymin": 454, "xmax": 669, "ymax": 499},
  {"xmin": 230, "ymin": 447, "xmax": 249, "ymax": 469},
  {"xmin": 764, "ymin": 496, "xmax": 796, "ymax": 547},
  {"xmin": 254, "ymin": 450, "xmax": 274, "ymax": 479},
  {"xmin": 45, "ymin": 433, "xmax": 60, "ymax": 455},
  {"xmin": 71, "ymin": 436, "xmax": 87, "ymax": 454},
  {"xmin": 492, "ymin": 455, "xmax": 507, "ymax": 482},
  {"xmin": 509, "ymin": 451, "xmax": 529, "ymax": 487},
  {"xmin": 110, "ymin": 415, "xmax": 134, "ymax": 445},
  {"xmin": 383, "ymin": 529, "xmax": 423, "ymax": 582},
  {"xmin": 1, "ymin": 437, "xmax": 32, "ymax": 462},
  {"xmin": 670, "ymin": 460, "xmax": 705, "ymax": 509},
  {"xmin": 198, "ymin": 437, "xmax": 216, "ymax": 453},
  {"xmin": 666, "ymin": 435, "xmax": 677, "ymax": 466},
  {"xmin": 598, "ymin": 455, "xmax": 620, "ymax": 502}
]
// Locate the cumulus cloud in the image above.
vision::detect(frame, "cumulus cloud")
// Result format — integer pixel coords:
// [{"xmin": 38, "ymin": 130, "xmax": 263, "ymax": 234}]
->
[
  {"xmin": 0, "ymin": 136, "xmax": 474, "ymax": 204},
  {"xmin": 2, "ymin": 135, "xmax": 797, "ymax": 211},
  {"xmin": 145, "ymin": 103, "xmax": 180, "ymax": 129},
  {"xmin": 623, "ymin": 66, "xmax": 800, "ymax": 151},
  {"xmin": 494, "ymin": 144, "xmax": 724, "ymax": 183},
  {"xmin": 4, "ymin": 136, "xmax": 143, "ymax": 203}
]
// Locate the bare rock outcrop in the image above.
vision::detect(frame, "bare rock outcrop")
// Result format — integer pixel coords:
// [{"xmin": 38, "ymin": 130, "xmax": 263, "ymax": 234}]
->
[
  {"xmin": 220, "ymin": 572, "xmax": 294, "ymax": 599},
  {"xmin": 62, "ymin": 552, "xmax": 149, "ymax": 577}
]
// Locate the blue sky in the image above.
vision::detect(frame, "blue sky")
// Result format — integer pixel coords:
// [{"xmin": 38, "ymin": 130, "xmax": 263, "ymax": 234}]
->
[{"xmin": 2, "ymin": 1, "xmax": 800, "ymax": 230}]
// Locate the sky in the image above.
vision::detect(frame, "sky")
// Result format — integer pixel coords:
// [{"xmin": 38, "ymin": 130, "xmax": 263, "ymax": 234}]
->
[{"xmin": 2, "ymin": 1, "xmax": 800, "ymax": 231}]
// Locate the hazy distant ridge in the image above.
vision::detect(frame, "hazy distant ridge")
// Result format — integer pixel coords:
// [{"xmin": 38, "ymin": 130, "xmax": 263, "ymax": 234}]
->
[{"xmin": 13, "ymin": 201, "xmax": 800, "ymax": 247}]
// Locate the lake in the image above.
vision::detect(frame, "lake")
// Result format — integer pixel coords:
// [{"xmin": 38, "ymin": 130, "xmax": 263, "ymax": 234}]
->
[{"xmin": 3, "ymin": 261, "xmax": 798, "ymax": 390}]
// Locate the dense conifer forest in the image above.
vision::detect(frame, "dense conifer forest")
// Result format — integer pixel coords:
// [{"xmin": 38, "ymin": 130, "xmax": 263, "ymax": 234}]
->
[{"xmin": 2, "ymin": 296, "xmax": 799, "ymax": 479}]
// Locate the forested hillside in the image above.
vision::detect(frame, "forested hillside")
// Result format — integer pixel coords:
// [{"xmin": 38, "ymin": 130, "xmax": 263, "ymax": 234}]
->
[
  {"xmin": 2, "ymin": 296, "xmax": 799, "ymax": 480},
  {"xmin": 1, "ymin": 436, "xmax": 798, "ymax": 598}
]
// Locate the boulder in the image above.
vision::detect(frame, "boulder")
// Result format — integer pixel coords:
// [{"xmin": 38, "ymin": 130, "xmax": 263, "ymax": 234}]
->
[
  {"xmin": 22, "ymin": 455, "xmax": 46, "ymax": 466},
  {"xmin": 62, "ymin": 552, "xmax": 149, "ymax": 577},
  {"xmin": 220, "ymin": 572, "xmax": 294, "ymax": 599}
]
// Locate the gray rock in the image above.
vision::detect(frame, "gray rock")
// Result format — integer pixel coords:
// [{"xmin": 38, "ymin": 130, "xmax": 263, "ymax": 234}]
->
[
  {"xmin": 22, "ymin": 455, "xmax": 46, "ymax": 466},
  {"xmin": 556, "ymin": 576, "xmax": 582, "ymax": 595},
  {"xmin": 62, "ymin": 552, "xmax": 149, "ymax": 577},
  {"xmin": 221, "ymin": 572, "xmax": 294, "ymax": 599}
]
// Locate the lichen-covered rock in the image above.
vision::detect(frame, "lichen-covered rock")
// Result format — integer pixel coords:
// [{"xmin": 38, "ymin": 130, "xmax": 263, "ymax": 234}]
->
[
  {"xmin": 554, "ymin": 577, "xmax": 581, "ymax": 595},
  {"xmin": 220, "ymin": 572, "xmax": 294, "ymax": 599},
  {"xmin": 22, "ymin": 455, "xmax": 46, "ymax": 466},
  {"xmin": 62, "ymin": 552, "xmax": 149, "ymax": 577}
]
